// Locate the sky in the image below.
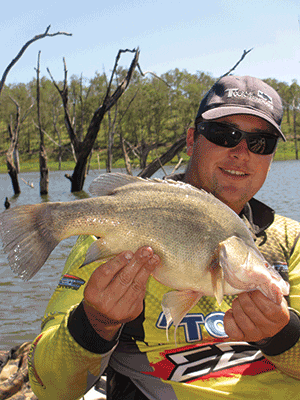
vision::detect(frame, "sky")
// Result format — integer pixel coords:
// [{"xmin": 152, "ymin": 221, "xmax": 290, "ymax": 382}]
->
[{"xmin": 1, "ymin": 0, "xmax": 300, "ymax": 87}]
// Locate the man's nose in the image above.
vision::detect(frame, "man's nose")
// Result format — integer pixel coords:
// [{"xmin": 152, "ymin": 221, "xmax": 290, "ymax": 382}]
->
[{"xmin": 228, "ymin": 139, "xmax": 250, "ymax": 160}]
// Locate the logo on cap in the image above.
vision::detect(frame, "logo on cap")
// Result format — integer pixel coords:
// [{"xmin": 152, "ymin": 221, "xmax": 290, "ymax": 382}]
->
[{"xmin": 225, "ymin": 88, "xmax": 273, "ymax": 110}]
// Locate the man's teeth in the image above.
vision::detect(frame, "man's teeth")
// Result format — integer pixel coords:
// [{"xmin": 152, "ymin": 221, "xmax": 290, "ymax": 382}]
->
[{"xmin": 224, "ymin": 169, "xmax": 246, "ymax": 176}]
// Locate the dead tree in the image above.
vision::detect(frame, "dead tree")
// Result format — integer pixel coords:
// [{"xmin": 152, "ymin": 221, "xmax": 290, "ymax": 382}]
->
[
  {"xmin": 0, "ymin": 25, "xmax": 72, "ymax": 195},
  {"xmin": 35, "ymin": 51, "xmax": 49, "ymax": 195},
  {"xmin": 106, "ymin": 88, "xmax": 140, "ymax": 175},
  {"xmin": 119, "ymin": 129, "xmax": 133, "ymax": 175},
  {"xmin": 51, "ymin": 98, "xmax": 64, "ymax": 170},
  {"xmin": 6, "ymin": 98, "xmax": 34, "ymax": 195},
  {"xmin": 6, "ymin": 100, "xmax": 21, "ymax": 195},
  {"xmin": 106, "ymin": 103, "xmax": 118, "ymax": 173},
  {"xmin": 0, "ymin": 25, "xmax": 72, "ymax": 96},
  {"xmin": 292, "ymin": 98, "xmax": 299, "ymax": 160},
  {"xmin": 48, "ymin": 48, "xmax": 140, "ymax": 192}
]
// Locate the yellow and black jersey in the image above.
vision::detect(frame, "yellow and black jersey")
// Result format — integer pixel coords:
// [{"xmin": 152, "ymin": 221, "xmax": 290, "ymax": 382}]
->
[{"xmin": 28, "ymin": 196, "xmax": 300, "ymax": 400}]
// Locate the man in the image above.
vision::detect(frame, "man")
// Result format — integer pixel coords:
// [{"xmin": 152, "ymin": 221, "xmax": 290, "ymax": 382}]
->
[{"xmin": 29, "ymin": 76, "xmax": 300, "ymax": 399}]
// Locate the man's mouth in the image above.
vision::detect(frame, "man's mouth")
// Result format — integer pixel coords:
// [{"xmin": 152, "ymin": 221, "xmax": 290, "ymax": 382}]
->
[{"xmin": 220, "ymin": 168, "xmax": 248, "ymax": 177}]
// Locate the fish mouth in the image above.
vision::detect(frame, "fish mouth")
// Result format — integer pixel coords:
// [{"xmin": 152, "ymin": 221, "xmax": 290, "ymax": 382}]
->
[{"xmin": 219, "ymin": 168, "xmax": 249, "ymax": 178}]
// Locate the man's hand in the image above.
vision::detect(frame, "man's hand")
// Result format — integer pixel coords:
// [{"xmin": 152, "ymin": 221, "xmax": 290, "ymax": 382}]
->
[
  {"xmin": 223, "ymin": 290, "xmax": 290, "ymax": 343},
  {"xmin": 83, "ymin": 246, "xmax": 160, "ymax": 341}
]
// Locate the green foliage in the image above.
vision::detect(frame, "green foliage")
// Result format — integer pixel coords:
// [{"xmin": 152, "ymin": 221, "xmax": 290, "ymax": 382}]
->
[
  {"xmin": 274, "ymin": 139, "xmax": 299, "ymax": 161},
  {"xmin": 0, "ymin": 70, "xmax": 299, "ymax": 174}
]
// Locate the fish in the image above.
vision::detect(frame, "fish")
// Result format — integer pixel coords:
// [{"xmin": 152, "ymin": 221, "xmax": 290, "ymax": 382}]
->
[{"xmin": 0, "ymin": 173, "xmax": 289, "ymax": 339}]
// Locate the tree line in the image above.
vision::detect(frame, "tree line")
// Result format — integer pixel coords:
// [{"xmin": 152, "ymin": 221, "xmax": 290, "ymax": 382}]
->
[
  {"xmin": 0, "ymin": 67, "xmax": 299, "ymax": 191},
  {"xmin": 0, "ymin": 67, "xmax": 214, "ymax": 165}
]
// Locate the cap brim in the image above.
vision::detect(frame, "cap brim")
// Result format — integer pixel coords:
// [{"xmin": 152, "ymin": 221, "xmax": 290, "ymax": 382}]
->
[{"xmin": 201, "ymin": 106, "xmax": 286, "ymax": 141}]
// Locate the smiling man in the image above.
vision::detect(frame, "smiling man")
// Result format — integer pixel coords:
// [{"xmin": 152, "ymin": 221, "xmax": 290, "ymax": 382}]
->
[
  {"xmin": 29, "ymin": 76, "xmax": 300, "ymax": 400},
  {"xmin": 185, "ymin": 115, "xmax": 276, "ymax": 213},
  {"xmin": 184, "ymin": 77, "xmax": 284, "ymax": 214}
]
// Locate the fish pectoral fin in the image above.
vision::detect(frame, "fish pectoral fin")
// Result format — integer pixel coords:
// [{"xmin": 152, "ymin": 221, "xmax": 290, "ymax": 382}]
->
[
  {"xmin": 210, "ymin": 251, "xmax": 224, "ymax": 306},
  {"xmin": 161, "ymin": 290, "xmax": 202, "ymax": 342},
  {"xmin": 80, "ymin": 239, "xmax": 116, "ymax": 267}
]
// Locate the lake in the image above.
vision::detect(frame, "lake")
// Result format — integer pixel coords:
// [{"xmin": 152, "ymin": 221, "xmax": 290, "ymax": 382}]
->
[{"xmin": 0, "ymin": 161, "xmax": 299, "ymax": 350}]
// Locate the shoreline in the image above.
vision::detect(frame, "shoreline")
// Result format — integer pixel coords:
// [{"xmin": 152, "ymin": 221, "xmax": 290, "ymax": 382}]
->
[{"xmin": 0, "ymin": 154, "xmax": 299, "ymax": 175}]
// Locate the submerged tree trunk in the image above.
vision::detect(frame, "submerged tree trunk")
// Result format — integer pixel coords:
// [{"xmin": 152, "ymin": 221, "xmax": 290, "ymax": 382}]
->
[
  {"xmin": 36, "ymin": 51, "xmax": 49, "ymax": 195},
  {"xmin": 6, "ymin": 150, "xmax": 21, "ymax": 194},
  {"xmin": 120, "ymin": 130, "xmax": 132, "ymax": 175},
  {"xmin": 13, "ymin": 147, "xmax": 20, "ymax": 174},
  {"xmin": 106, "ymin": 127, "xmax": 115, "ymax": 173},
  {"xmin": 293, "ymin": 105, "xmax": 299, "ymax": 160},
  {"xmin": 6, "ymin": 109, "xmax": 21, "ymax": 195},
  {"xmin": 5, "ymin": 98, "xmax": 34, "ymax": 195},
  {"xmin": 39, "ymin": 145, "xmax": 49, "ymax": 195},
  {"xmin": 70, "ymin": 156, "xmax": 89, "ymax": 192}
]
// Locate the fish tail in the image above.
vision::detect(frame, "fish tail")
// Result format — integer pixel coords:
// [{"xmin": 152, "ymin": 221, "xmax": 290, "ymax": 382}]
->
[{"xmin": 0, "ymin": 204, "xmax": 60, "ymax": 280}]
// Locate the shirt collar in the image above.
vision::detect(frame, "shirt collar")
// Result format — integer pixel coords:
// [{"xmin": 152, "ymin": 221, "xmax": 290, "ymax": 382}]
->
[{"xmin": 240, "ymin": 198, "xmax": 275, "ymax": 235}]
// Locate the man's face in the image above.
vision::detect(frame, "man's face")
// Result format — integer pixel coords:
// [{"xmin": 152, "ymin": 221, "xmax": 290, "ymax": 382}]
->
[{"xmin": 184, "ymin": 115, "xmax": 276, "ymax": 214}]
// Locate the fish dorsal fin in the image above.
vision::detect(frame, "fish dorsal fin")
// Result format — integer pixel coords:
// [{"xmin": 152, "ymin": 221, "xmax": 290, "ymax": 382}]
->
[
  {"xmin": 90, "ymin": 172, "xmax": 218, "ymax": 199},
  {"xmin": 89, "ymin": 173, "xmax": 148, "ymax": 196},
  {"xmin": 89, "ymin": 172, "xmax": 197, "ymax": 197}
]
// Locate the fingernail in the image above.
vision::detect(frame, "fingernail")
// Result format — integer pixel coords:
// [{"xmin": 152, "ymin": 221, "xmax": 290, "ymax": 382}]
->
[
  {"xmin": 124, "ymin": 251, "xmax": 133, "ymax": 260},
  {"xmin": 141, "ymin": 247, "xmax": 152, "ymax": 257},
  {"xmin": 149, "ymin": 255, "xmax": 160, "ymax": 265}
]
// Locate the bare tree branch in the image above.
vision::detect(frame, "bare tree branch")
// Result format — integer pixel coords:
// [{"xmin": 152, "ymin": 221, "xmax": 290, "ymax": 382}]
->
[
  {"xmin": 21, "ymin": 102, "xmax": 35, "ymax": 123},
  {"xmin": 104, "ymin": 49, "xmax": 136, "ymax": 103},
  {"xmin": 35, "ymin": 50, "xmax": 49, "ymax": 195},
  {"xmin": 32, "ymin": 120, "xmax": 71, "ymax": 150},
  {"xmin": 139, "ymin": 135, "xmax": 187, "ymax": 178},
  {"xmin": 124, "ymin": 139, "xmax": 140, "ymax": 159},
  {"xmin": 171, "ymin": 157, "xmax": 183, "ymax": 174},
  {"xmin": 137, "ymin": 63, "xmax": 171, "ymax": 87},
  {"xmin": 0, "ymin": 25, "xmax": 72, "ymax": 95},
  {"xmin": 6, "ymin": 96, "xmax": 33, "ymax": 194},
  {"xmin": 217, "ymin": 48, "xmax": 253, "ymax": 81},
  {"xmin": 101, "ymin": 48, "xmax": 140, "ymax": 113},
  {"xmin": 47, "ymin": 59, "xmax": 77, "ymax": 147},
  {"xmin": 20, "ymin": 177, "xmax": 34, "ymax": 188}
]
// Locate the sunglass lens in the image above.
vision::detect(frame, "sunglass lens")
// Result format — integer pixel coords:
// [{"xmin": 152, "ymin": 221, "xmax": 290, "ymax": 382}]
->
[
  {"xmin": 248, "ymin": 135, "xmax": 277, "ymax": 155},
  {"xmin": 198, "ymin": 122, "xmax": 278, "ymax": 155}
]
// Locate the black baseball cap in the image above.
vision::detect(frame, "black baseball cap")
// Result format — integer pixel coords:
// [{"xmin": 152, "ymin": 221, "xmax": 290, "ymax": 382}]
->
[{"xmin": 195, "ymin": 75, "xmax": 286, "ymax": 141}]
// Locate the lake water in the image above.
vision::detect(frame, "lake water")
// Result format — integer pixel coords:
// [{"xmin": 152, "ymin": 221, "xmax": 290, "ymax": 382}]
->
[{"xmin": 0, "ymin": 161, "xmax": 299, "ymax": 350}]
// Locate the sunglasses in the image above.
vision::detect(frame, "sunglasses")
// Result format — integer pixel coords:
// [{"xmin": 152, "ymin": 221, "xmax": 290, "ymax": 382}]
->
[{"xmin": 196, "ymin": 121, "xmax": 279, "ymax": 155}]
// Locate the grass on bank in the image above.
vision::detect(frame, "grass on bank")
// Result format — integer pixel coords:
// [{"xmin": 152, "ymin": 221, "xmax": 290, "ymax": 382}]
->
[{"xmin": 0, "ymin": 140, "xmax": 298, "ymax": 174}]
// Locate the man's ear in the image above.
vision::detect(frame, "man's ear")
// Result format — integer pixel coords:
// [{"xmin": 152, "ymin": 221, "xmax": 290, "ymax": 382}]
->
[{"xmin": 186, "ymin": 127, "xmax": 196, "ymax": 156}]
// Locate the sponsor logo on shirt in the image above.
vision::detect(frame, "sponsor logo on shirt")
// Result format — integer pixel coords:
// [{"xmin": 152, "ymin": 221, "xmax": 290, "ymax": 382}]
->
[
  {"xmin": 151, "ymin": 312, "xmax": 276, "ymax": 381},
  {"xmin": 58, "ymin": 274, "xmax": 85, "ymax": 290},
  {"xmin": 144, "ymin": 341, "xmax": 275, "ymax": 382},
  {"xmin": 156, "ymin": 311, "xmax": 227, "ymax": 342}
]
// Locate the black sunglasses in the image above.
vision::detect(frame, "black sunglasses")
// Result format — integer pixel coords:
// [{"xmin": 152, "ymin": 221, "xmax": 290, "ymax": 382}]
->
[{"xmin": 196, "ymin": 121, "xmax": 279, "ymax": 155}]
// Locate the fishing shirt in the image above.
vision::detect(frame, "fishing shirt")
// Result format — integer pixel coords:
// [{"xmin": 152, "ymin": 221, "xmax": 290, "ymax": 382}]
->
[{"xmin": 28, "ymin": 196, "xmax": 300, "ymax": 400}]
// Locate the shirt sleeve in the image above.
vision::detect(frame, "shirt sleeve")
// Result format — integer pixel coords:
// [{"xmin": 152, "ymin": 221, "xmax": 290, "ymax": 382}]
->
[
  {"xmin": 258, "ymin": 236, "xmax": 300, "ymax": 379},
  {"xmin": 28, "ymin": 235, "xmax": 115, "ymax": 400}
]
